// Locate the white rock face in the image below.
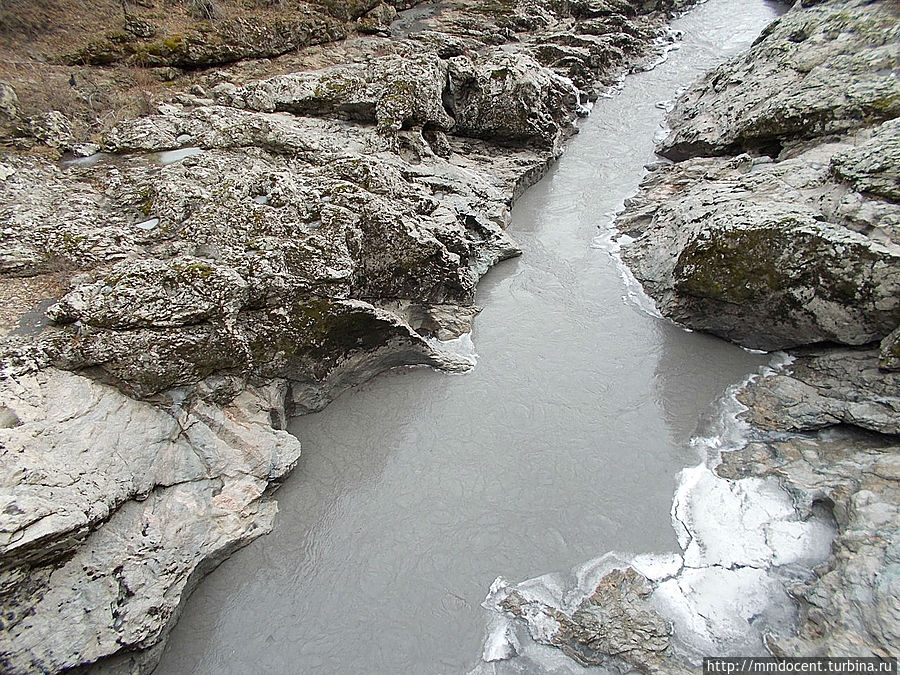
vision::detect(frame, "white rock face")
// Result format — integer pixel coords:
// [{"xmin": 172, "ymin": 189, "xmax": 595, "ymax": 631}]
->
[{"xmin": 0, "ymin": 369, "xmax": 301, "ymax": 674}]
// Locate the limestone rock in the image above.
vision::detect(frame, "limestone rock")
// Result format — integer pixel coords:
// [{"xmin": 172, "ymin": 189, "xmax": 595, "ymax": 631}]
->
[
  {"xmin": 447, "ymin": 50, "xmax": 581, "ymax": 148},
  {"xmin": 737, "ymin": 348, "xmax": 900, "ymax": 436},
  {"xmin": 219, "ymin": 54, "xmax": 455, "ymax": 133},
  {"xmin": 485, "ymin": 568, "xmax": 689, "ymax": 673},
  {"xmin": 0, "ymin": 370, "xmax": 302, "ymax": 674},
  {"xmin": 880, "ymin": 326, "xmax": 900, "ymax": 371},
  {"xmin": 718, "ymin": 353, "xmax": 900, "ymax": 659},
  {"xmin": 66, "ymin": 13, "xmax": 347, "ymax": 68},
  {"xmin": 24, "ymin": 111, "xmax": 74, "ymax": 151},
  {"xmin": 47, "ymin": 257, "xmax": 250, "ymax": 329},
  {"xmin": 658, "ymin": 0, "xmax": 900, "ymax": 160},
  {"xmin": 0, "ymin": 155, "xmax": 134, "ymax": 276},
  {"xmin": 832, "ymin": 118, "xmax": 900, "ymax": 202},
  {"xmin": 0, "ymin": 81, "xmax": 19, "ymax": 121},
  {"xmin": 619, "ymin": 152, "xmax": 900, "ymax": 350}
]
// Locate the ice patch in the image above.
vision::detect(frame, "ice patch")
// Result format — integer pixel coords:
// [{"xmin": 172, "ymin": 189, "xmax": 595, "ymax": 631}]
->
[
  {"xmin": 427, "ymin": 332, "xmax": 478, "ymax": 368},
  {"xmin": 674, "ymin": 464, "xmax": 797, "ymax": 569},
  {"xmin": 631, "ymin": 552, "xmax": 683, "ymax": 582},
  {"xmin": 482, "ymin": 614, "xmax": 520, "ymax": 662},
  {"xmin": 591, "ymin": 226, "xmax": 663, "ymax": 320},
  {"xmin": 135, "ymin": 218, "xmax": 159, "ymax": 230},
  {"xmin": 61, "ymin": 152, "xmax": 109, "ymax": 168},
  {"xmin": 155, "ymin": 147, "xmax": 204, "ymax": 164},
  {"xmin": 653, "ymin": 566, "xmax": 790, "ymax": 657}
]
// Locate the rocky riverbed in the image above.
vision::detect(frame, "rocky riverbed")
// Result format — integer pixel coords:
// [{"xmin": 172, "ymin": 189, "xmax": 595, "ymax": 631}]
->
[
  {"xmin": 481, "ymin": 0, "xmax": 898, "ymax": 668},
  {"xmin": 2, "ymin": 0, "xmax": 897, "ymax": 671},
  {"xmin": 619, "ymin": 0, "xmax": 899, "ymax": 658},
  {"xmin": 0, "ymin": 0, "xmax": 698, "ymax": 672}
]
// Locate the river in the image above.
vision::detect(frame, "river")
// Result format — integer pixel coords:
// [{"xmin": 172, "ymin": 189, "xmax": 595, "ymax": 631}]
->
[{"xmin": 156, "ymin": 0, "xmax": 785, "ymax": 671}]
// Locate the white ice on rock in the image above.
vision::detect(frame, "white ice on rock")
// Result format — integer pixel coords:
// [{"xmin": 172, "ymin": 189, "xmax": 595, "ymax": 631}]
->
[
  {"xmin": 479, "ymin": 358, "xmax": 837, "ymax": 668},
  {"xmin": 483, "ymin": 614, "xmax": 521, "ymax": 662},
  {"xmin": 426, "ymin": 332, "xmax": 478, "ymax": 368}
]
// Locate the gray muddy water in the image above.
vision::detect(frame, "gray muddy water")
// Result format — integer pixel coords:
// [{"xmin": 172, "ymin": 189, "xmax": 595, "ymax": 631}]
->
[{"xmin": 157, "ymin": 1, "xmax": 784, "ymax": 672}]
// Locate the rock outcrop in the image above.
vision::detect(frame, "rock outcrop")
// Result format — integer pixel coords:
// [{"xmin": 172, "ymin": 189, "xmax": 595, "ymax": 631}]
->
[
  {"xmin": 615, "ymin": 0, "xmax": 900, "ymax": 663},
  {"xmin": 65, "ymin": 12, "xmax": 349, "ymax": 69},
  {"xmin": 618, "ymin": 147, "xmax": 900, "ymax": 350},
  {"xmin": 0, "ymin": 0, "xmax": 688, "ymax": 671},
  {"xmin": 720, "ymin": 350, "xmax": 900, "ymax": 659},
  {"xmin": 656, "ymin": 0, "xmax": 900, "ymax": 161},
  {"xmin": 483, "ymin": 567, "xmax": 689, "ymax": 673},
  {"xmin": 0, "ymin": 372, "xmax": 301, "ymax": 674},
  {"xmin": 620, "ymin": 0, "xmax": 900, "ymax": 352}
]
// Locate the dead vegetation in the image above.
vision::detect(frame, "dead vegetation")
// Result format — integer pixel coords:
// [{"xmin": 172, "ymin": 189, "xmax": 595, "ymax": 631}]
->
[{"xmin": 0, "ymin": 0, "xmax": 384, "ymax": 146}]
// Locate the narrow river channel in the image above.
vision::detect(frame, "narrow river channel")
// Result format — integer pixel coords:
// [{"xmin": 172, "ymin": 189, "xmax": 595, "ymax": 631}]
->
[{"xmin": 157, "ymin": 0, "xmax": 785, "ymax": 671}]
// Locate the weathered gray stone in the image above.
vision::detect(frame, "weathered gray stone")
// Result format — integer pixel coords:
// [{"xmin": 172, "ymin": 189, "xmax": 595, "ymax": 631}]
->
[
  {"xmin": 738, "ymin": 348, "xmax": 900, "ymax": 436},
  {"xmin": 619, "ymin": 152, "xmax": 900, "ymax": 350},
  {"xmin": 832, "ymin": 118, "xmax": 900, "ymax": 202},
  {"xmin": 447, "ymin": 50, "xmax": 581, "ymax": 148},
  {"xmin": 220, "ymin": 54, "xmax": 455, "ymax": 134},
  {"xmin": 718, "ymin": 352, "xmax": 900, "ymax": 660},
  {"xmin": 658, "ymin": 0, "xmax": 900, "ymax": 160},
  {"xmin": 0, "ymin": 81, "xmax": 19, "ymax": 121},
  {"xmin": 24, "ymin": 111, "xmax": 74, "ymax": 151},
  {"xmin": 65, "ymin": 13, "xmax": 348, "ymax": 68},
  {"xmin": 0, "ymin": 370, "xmax": 301, "ymax": 674},
  {"xmin": 487, "ymin": 568, "xmax": 689, "ymax": 673},
  {"xmin": 880, "ymin": 326, "xmax": 900, "ymax": 371}
]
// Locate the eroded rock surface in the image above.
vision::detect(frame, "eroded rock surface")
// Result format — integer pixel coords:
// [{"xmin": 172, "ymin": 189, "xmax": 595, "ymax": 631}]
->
[
  {"xmin": 619, "ymin": 147, "xmax": 900, "ymax": 351},
  {"xmin": 720, "ymin": 351, "xmax": 900, "ymax": 659},
  {"xmin": 615, "ymin": 0, "xmax": 900, "ymax": 662},
  {"xmin": 0, "ymin": 0, "xmax": 687, "ymax": 671},
  {"xmin": 484, "ymin": 567, "xmax": 688, "ymax": 673},
  {"xmin": 0, "ymin": 371, "xmax": 301, "ymax": 673},
  {"xmin": 619, "ymin": 0, "xmax": 900, "ymax": 352},
  {"xmin": 657, "ymin": 0, "xmax": 900, "ymax": 160}
]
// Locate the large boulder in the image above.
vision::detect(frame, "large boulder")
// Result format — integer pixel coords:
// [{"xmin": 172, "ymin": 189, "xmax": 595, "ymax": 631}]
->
[
  {"xmin": 831, "ymin": 117, "xmax": 900, "ymax": 202},
  {"xmin": 658, "ymin": 0, "xmax": 900, "ymax": 160},
  {"xmin": 619, "ymin": 152, "xmax": 900, "ymax": 351},
  {"xmin": 219, "ymin": 54, "xmax": 455, "ymax": 133},
  {"xmin": 446, "ymin": 50, "xmax": 581, "ymax": 147}
]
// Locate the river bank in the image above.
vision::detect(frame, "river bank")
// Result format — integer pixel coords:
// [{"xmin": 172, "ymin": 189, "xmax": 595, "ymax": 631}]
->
[
  {"xmin": 482, "ymin": 0, "xmax": 898, "ymax": 669},
  {"xmin": 0, "ymin": 0, "xmax": 701, "ymax": 671},
  {"xmin": 1, "ymin": 0, "xmax": 896, "ymax": 671},
  {"xmin": 620, "ymin": 0, "xmax": 899, "ymax": 659},
  {"xmin": 153, "ymin": 0, "xmax": 781, "ymax": 668}
]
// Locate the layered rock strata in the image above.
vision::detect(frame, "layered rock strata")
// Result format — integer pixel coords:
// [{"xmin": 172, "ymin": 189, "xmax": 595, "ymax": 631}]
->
[{"xmin": 0, "ymin": 0, "xmax": 690, "ymax": 671}]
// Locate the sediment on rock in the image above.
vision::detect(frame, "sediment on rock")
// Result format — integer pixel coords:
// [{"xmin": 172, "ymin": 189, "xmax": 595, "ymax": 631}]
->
[{"xmin": 0, "ymin": 0, "xmax": 691, "ymax": 671}]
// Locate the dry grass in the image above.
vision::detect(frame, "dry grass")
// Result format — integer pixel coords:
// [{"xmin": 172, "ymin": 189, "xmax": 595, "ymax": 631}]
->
[
  {"xmin": 0, "ymin": 0, "xmax": 370, "ymax": 144},
  {"xmin": 0, "ymin": 58, "xmax": 174, "ymax": 142}
]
